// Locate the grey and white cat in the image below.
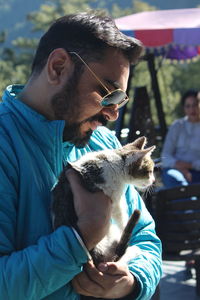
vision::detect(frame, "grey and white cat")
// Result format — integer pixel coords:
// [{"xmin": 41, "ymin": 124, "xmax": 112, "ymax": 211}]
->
[{"xmin": 52, "ymin": 136, "xmax": 155, "ymax": 266}]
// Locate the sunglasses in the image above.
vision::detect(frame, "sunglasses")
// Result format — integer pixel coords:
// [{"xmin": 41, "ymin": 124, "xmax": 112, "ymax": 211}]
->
[{"xmin": 69, "ymin": 51, "xmax": 129, "ymax": 109}]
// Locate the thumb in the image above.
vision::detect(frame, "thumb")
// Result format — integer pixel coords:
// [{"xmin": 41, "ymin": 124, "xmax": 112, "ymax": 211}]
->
[
  {"xmin": 98, "ymin": 262, "xmax": 118, "ymax": 274},
  {"xmin": 65, "ymin": 169, "xmax": 83, "ymax": 193}
]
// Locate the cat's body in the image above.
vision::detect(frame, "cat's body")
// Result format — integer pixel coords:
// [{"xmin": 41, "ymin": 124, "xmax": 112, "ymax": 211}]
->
[{"xmin": 52, "ymin": 136, "xmax": 155, "ymax": 268}]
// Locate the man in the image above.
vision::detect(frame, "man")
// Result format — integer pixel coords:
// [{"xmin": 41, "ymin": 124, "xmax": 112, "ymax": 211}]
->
[{"xmin": 0, "ymin": 11, "xmax": 162, "ymax": 300}]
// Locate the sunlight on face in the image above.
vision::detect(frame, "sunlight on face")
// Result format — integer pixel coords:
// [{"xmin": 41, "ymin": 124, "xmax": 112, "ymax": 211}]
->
[{"xmin": 184, "ymin": 96, "xmax": 200, "ymax": 123}]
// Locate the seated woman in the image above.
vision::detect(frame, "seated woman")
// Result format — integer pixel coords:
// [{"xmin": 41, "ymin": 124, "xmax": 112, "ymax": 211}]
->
[{"xmin": 161, "ymin": 89, "xmax": 200, "ymax": 188}]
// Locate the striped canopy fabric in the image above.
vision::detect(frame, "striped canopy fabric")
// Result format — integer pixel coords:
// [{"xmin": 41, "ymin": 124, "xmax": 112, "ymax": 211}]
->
[{"xmin": 115, "ymin": 8, "xmax": 200, "ymax": 60}]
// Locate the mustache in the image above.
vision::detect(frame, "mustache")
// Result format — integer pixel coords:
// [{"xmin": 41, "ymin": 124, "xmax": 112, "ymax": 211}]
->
[{"xmin": 82, "ymin": 114, "xmax": 108, "ymax": 126}]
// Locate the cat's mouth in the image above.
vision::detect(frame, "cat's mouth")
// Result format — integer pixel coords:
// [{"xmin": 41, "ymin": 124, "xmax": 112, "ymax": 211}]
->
[
  {"xmin": 135, "ymin": 180, "xmax": 154, "ymax": 190},
  {"xmin": 138, "ymin": 184, "xmax": 150, "ymax": 190}
]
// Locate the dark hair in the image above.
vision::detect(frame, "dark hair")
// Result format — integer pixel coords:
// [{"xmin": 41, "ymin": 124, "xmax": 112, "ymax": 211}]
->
[
  {"xmin": 181, "ymin": 89, "xmax": 200, "ymax": 106},
  {"xmin": 31, "ymin": 11, "xmax": 143, "ymax": 74}
]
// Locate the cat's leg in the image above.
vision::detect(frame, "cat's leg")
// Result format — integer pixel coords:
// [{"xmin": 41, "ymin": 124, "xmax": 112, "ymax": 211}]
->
[
  {"xmin": 93, "ymin": 223, "xmax": 121, "ymax": 263},
  {"xmin": 111, "ymin": 196, "xmax": 129, "ymax": 230}
]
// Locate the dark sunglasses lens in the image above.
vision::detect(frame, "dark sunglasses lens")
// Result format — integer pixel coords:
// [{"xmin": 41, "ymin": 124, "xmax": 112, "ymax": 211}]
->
[{"xmin": 101, "ymin": 90, "xmax": 127, "ymax": 107}]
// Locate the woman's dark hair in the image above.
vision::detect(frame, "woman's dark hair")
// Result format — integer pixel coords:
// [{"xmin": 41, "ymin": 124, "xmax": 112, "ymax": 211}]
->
[
  {"xmin": 181, "ymin": 89, "xmax": 200, "ymax": 106},
  {"xmin": 31, "ymin": 11, "xmax": 143, "ymax": 74}
]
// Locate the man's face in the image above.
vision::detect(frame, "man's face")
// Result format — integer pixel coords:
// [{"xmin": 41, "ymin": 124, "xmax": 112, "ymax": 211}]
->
[{"xmin": 51, "ymin": 49, "xmax": 130, "ymax": 147}]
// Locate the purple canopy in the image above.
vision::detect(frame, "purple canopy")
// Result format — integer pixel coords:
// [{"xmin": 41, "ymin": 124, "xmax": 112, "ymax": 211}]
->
[{"xmin": 115, "ymin": 8, "xmax": 200, "ymax": 60}]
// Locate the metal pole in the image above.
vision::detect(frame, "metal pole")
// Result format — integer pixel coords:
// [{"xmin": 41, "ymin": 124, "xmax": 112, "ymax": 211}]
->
[
  {"xmin": 147, "ymin": 53, "xmax": 167, "ymax": 141},
  {"xmin": 115, "ymin": 65, "xmax": 134, "ymax": 141}
]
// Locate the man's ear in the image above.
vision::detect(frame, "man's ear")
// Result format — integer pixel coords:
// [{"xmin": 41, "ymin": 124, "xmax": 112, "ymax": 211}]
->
[{"xmin": 46, "ymin": 48, "xmax": 73, "ymax": 85}]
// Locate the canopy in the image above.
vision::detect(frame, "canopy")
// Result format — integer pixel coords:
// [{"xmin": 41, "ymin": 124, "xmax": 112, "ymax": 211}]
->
[{"xmin": 115, "ymin": 8, "xmax": 200, "ymax": 60}]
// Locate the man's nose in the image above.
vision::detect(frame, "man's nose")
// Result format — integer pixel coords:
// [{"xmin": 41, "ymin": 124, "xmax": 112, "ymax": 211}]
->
[{"xmin": 101, "ymin": 104, "xmax": 119, "ymax": 121}]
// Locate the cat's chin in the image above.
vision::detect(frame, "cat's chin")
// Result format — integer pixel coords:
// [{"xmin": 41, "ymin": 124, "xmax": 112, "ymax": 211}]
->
[{"xmin": 135, "ymin": 183, "xmax": 152, "ymax": 191}]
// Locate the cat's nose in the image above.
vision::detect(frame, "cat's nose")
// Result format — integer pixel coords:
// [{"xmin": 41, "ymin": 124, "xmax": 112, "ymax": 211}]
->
[{"xmin": 101, "ymin": 104, "xmax": 119, "ymax": 121}]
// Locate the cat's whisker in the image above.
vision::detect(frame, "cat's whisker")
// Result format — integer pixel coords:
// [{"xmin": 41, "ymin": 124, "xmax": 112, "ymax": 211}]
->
[
  {"xmin": 142, "ymin": 184, "xmax": 155, "ymax": 201},
  {"xmin": 144, "ymin": 188, "xmax": 150, "ymax": 199},
  {"xmin": 149, "ymin": 184, "xmax": 156, "ymax": 195}
]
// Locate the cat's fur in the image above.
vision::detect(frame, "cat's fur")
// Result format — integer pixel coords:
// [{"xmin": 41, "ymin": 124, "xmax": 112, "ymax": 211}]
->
[{"xmin": 52, "ymin": 136, "xmax": 155, "ymax": 267}]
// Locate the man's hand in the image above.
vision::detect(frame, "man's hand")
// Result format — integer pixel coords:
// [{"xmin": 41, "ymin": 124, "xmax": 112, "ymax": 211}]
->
[
  {"xmin": 175, "ymin": 160, "xmax": 192, "ymax": 170},
  {"xmin": 175, "ymin": 160, "xmax": 192, "ymax": 182},
  {"xmin": 180, "ymin": 168, "xmax": 192, "ymax": 182},
  {"xmin": 72, "ymin": 261, "xmax": 136, "ymax": 298},
  {"xmin": 66, "ymin": 169, "xmax": 112, "ymax": 250}
]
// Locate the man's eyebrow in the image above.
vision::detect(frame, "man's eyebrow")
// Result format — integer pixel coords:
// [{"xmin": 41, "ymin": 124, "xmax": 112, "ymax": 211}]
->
[{"xmin": 105, "ymin": 79, "xmax": 120, "ymax": 90}]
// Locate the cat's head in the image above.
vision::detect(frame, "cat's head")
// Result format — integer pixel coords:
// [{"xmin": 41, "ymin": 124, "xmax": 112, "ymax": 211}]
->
[{"xmin": 118, "ymin": 136, "xmax": 155, "ymax": 190}]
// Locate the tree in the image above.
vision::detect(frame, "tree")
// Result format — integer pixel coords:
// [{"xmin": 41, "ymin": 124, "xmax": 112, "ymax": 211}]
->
[
  {"xmin": 27, "ymin": 0, "xmax": 95, "ymax": 32},
  {"xmin": 108, "ymin": 0, "xmax": 156, "ymax": 18}
]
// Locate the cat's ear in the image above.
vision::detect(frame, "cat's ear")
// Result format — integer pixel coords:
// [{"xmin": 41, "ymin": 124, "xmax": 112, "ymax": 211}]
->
[
  {"xmin": 143, "ymin": 145, "xmax": 156, "ymax": 156},
  {"xmin": 125, "ymin": 145, "xmax": 156, "ymax": 165},
  {"xmin": 131, "ymin": 136, "xmax": 147, "ymax": 150}
]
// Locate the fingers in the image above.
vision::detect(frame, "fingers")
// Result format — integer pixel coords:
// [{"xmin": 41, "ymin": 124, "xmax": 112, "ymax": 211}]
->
[
  {"xmin": 97, "ymin": 262, "xmax": 135, "ymax": 297},
  {"xmin": 65, "ymin": 168, "xmax": 112, "ymax": 250},
  {"xmin": 72, "ymin": 275, "xmax": 91, "ymax": 296},
  {"xmin": 185, "ymin": 172, "xmax": 192, "ymax": 182},
  {"xmin": 84, "ymin": 261, "xmax": 120, "ymax": 288},
  {"xmin": 72, "ymin": 261, "xmax": 134, "ymax": 298},
  {"xmin": 181, "ymin": 169, "xmax": 192, "ymax": 182},
  {"xmin": 98, "ymin": 262, "xmax": 127, "ymax": 275},
  {"xmin": 65, "ymin": 168, "xmax": 85, "ymax": 195},
  {"xmin": 72, "ymin": 262, "xmax": 107, "ymax": 297},
  {"xmin": 84, "ymin": 261, "xmax": 107, "ymax": 281},
  {"xmin": 72, "ymin": 268, "xmax": 102, "ymax": 296},
  {"xmin": 97, "ymin": 262, "xmax": 109, "ymax": 272}
]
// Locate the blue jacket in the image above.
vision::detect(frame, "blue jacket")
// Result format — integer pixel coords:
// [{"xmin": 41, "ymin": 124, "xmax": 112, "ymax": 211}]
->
[{"xmin": 0, "ymin": 85, "xmax": 162, "ymax": 300}]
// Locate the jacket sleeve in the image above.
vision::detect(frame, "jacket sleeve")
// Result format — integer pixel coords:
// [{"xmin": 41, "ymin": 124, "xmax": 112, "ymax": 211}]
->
[
  {"xmin": 0, "ymin": 149, "xmax": 88, "ymax": 300},
  {"xmin": 161, "ymin": 121, "xmax": 181, "ymax": 168},
  {"xmin": 192, "ymin": 160, "xmax": 200, "ymax": 171},
  {"xmin": 125, "ymin": 186, "xmax": 162, "ymax": 300}
]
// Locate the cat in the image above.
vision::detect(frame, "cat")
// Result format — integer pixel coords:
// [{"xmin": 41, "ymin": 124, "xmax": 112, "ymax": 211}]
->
[{"xmin": 52, "ymin": 136, "xmax": 155, "ymax": 269}]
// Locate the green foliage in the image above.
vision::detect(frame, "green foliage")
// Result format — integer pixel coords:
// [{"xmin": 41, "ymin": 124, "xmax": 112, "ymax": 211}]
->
[
  {"xmin": 13, "ymin": 37, "xmax": 38, "ymax": 49},
  {"xmin": 0, "ymin": 2, "xmax": 11, "ymax": 13},
  {"xmin": 0, "ymin": 31, "xmax": 7, "ymax": 43},
  {"xmin": 110, "ymin": 0, "xmax": 156, "ymax": 18},
  {"xmin": 169, "ymin": 59, "xmax": 200, "ymax": 95},
  {"xmin": 130, "ymin": 56, "xmax": 198, "ymax": 128},
  {"xmin": 27, "ymin": 0, "xmax": 95, "ymax": 32},
  {"xmin": 0, "ymin": 60, "xmax": 27, "ymax": 92},
  {"xmin": 133, "ymin": 0, "xmax": 156, "ymax": 12},
  {"xmin": 0, "ymin": 0, "xmax": 95, "ymax": 97}
]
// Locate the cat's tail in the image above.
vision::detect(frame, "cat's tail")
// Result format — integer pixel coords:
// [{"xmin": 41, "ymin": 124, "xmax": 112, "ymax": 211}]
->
[{"xmin": 113, "ymin": 209, "xmax": 141, "ymax": 262}]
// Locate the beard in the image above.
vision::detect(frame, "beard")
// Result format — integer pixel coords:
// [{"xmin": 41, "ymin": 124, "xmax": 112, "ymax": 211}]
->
[
  {"xmin": 51, "ymin": 71, "xmax": 107, "ymax": 147},
  {"xmin": 51, "ymin": 70, "xmax": 79, "ymax": 124},
  {"xmin": 63, "ymin": 114, "xmax": 107, "ymax": 148}
]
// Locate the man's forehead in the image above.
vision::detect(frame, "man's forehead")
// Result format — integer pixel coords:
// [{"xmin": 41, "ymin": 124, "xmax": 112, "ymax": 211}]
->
[{"xmin": 87, "ymin": 51, "xmax": 130, "ymax": 91}]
